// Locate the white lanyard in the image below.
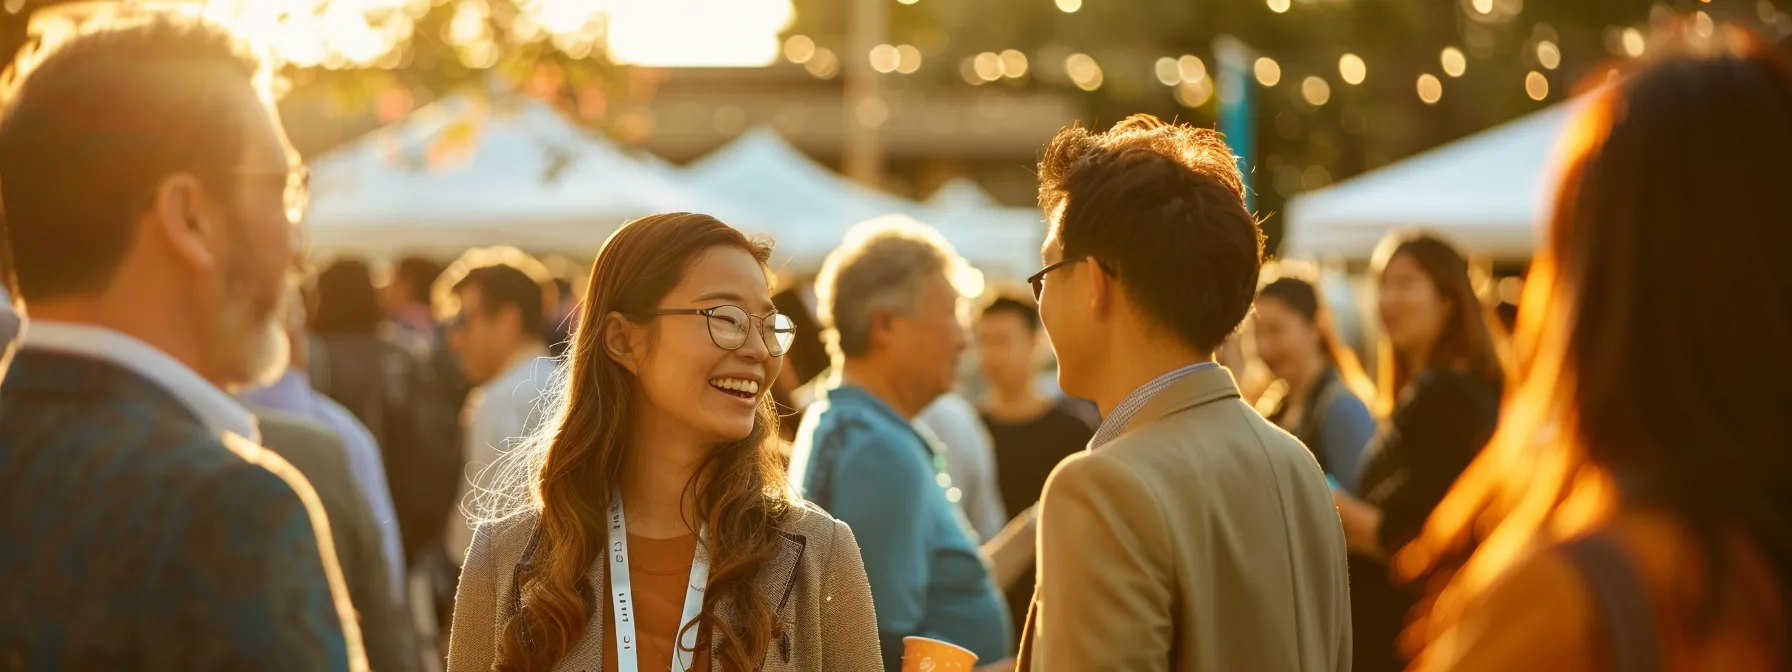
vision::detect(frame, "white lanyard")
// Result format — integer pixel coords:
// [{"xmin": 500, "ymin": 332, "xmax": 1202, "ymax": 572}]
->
[{"xmin": 608, "ymin": 485, "xmax": 710, "ymax": 672}]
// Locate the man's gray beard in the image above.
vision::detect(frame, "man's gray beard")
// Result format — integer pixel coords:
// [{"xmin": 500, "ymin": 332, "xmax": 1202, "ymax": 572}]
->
[{"xmin": 243, "ymin": 313, "xmax": 291, "ymax": 389}]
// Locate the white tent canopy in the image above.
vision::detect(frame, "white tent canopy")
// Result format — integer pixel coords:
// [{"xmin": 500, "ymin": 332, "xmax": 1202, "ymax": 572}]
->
[
  {"xmin": 926, "ymin": 176, "xmax": 1002, "ymax": 209},
  {"xmin": 1284, "ymin": 99, "xmax": 1587, "ymax": 261},
  {"xmin": 306, "ymin": 94, "xmax": 716, "ymax": 257},
  {"xmin": 684, "ymin": 126, "xmax": 1041, "ymax": 276}
]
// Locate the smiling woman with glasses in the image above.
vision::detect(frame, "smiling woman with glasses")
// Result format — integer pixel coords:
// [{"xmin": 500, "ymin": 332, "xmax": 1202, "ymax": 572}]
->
[{"xmin": 447, "ymin": 212, "xmax": 882, "ymax": 672}]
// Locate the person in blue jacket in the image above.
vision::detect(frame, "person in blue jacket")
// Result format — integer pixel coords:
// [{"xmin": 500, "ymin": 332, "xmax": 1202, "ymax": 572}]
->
[{"xmin": 789, "ymin": 216, "xmax": 1011, "ymax": 670}]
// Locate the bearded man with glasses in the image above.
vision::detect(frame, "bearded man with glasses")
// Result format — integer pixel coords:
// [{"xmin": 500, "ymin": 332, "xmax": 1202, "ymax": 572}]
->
[{"xmin": 0, "ymin": 13, "xmax": 362, "ymax": 670}]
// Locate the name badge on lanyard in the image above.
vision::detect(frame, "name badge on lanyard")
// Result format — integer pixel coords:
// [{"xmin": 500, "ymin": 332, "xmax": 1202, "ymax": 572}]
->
[{"xmin": 609, "ymin": 485, "xmax": 710, "ymax": 672}]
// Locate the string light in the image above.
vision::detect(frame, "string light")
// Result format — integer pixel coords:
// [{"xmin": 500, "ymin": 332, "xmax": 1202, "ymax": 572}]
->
[
  {"xmin": 1000, "ymin": 49, "xmax": 1029, "ymax": 78},
  {"xmin": 1301, "ymin": 76, "xmax": 1331, "ymax": 106},
  {"xmin": 1268, "ymin": 0, "xmax": 1291, "ymax": 13},
  {"xmin": 782, "ymin": 34, "xmax": 814, "ymax": 64},
  {"xmin": 1066, "ymin": 53, "xmax": 1103, "ymax": 90},
  {"xmin": 1536, "ymin": 40, "xmax": 1560, "ymax": 70},
  {"xmin": 1179, "ymin": 55, "xmax": 1207, "ymax": 82},
  {"xmin": 1056, "ymin": 0, "xmax": 1082, "ymax": 13},
  {"xmin": 973, "ymin": 52, "xmax": 1002, "ymax": 81},
  {"xmin": 960, "ymin": 58, "xmax": 983, "ymax": 84},
  {"xmin": 896, "ymin": 44, "xmax": 922, "ymax": 74},
  {"xmin": 1254, "ymin": 57, "xmax": 1282, "ymax": 86},
  {"xmin": 1417, "ymin": 73, "xmax": 1443, "ymax": 104},
  {"xmin": 1441, "ymin": 47, "xmax": 1467, "ymax": 77},
  {"xmin": 869, "ymin": 44, "xmax": 899, "ymax": 73},
  {"xmin": 1472, "ymin": 0, "xmax": 1494, "ymax": 14},
  {"xmin": 1154, "ymin": 57, "xmax": 1180, "ymax": 86},
  {"xmin": 1339, "ymin": 53, "xmax": 1366, "ymax": 84},
  {"xmin": 805, "ymin": 47, "xmax": 839, "ymax": 78},
  {"xmin": 1176, "ymin": 78, "xmax": 1214, "ymax": 107},
  {"xmin": 1622, "ymin": 28, "xmax": 1645, "ymax": 57},
  {"xmin": 1525, "ymin": 71, "xmax": 1549, "ymax": 100}
]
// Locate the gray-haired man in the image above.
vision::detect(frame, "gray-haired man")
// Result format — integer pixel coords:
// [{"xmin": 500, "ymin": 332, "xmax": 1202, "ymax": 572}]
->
[{"xmin": 788, "ymin": 215, "xmax": 1011, "ymax": 671}]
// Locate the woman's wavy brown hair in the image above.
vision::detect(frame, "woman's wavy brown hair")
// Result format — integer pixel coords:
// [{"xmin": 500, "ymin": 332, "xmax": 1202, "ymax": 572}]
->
[
  {"xmin": 1399, "ymin": 23, "xmax": 1792, "ymax": 662},
  {"xmin": 490, "ymin": 212, "xmax": 794, "ymax": 671}
]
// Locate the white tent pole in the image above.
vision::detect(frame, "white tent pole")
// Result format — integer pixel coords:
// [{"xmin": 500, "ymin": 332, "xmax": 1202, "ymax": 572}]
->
[{"xmin": 843, "ymin": 0, "xmax": 888, "ymax": 187}]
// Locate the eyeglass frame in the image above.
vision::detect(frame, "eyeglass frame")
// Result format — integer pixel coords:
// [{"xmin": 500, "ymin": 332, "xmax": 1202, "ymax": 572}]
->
[
  {"xmin": 631, "ymin": 305, "xmax": 797, "ymax": 357},
  {"xmin": 1027, "ymin": 256, "xmax": 1110, "ymax": 301},
  {"xmin": 233, "ymin": 164, "xmax": 310, "ymax": 224}
]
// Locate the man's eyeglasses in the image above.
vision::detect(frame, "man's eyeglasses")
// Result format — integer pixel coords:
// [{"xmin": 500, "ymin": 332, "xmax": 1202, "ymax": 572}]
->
[
  {"xmin": 634, "ymin": 305, "xmax": 797, "ymax": 357},
  {"xmin": 1027, "ymin": 258, "xmax": 1086, "ymax": 301},
  {"xmin": 234, "ymin": 165, "xmax": 310, "ymax": 224}
]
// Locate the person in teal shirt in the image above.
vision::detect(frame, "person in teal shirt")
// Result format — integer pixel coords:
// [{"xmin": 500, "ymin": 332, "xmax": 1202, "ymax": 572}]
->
[{"xmin": 789, "ymin": 217, "xmax": 1010, "ymax": 670}]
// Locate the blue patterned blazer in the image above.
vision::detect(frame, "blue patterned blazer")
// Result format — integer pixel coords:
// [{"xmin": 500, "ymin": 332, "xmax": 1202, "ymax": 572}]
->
[{"xmin": 0, "ymin": 350, "xmax": 361, "ymax": 671}]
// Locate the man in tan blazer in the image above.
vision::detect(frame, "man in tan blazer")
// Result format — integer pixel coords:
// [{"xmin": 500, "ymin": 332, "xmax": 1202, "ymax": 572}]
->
[{"xmin": 1016, "ymin": 114, "xmax": 1352, "ymax": 672}]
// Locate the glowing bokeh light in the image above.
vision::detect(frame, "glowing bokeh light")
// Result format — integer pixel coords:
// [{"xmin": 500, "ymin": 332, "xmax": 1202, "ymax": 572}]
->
[
  {"xmin": 784, "ymin": 35, "xmax": 815, "ymax": 63},
  {"xmin": 1537, "ymin": 40, "xmax": 1560, "ymax": 70},
  {"xmin": 1338, "ymin": 53, "xmax": 1366, "ymax": 84},
  {"xmin": 896, "ymin": 44, "xmax": 922, "ymax": 74},
  {"xmin": 1178, "ymin": 54, "xmax": 1206, "ymax": 82},
  {"xmin": 1056, "ymin": 0, "xmax": 1082, "ymax": 13},
  {"xmin": 973, "ymin": 52, "xmax": 1003, "ymax": 81},
  {"xmin": 1154, "ymin": 57, "xmax": 1180, "ymax": 86},
  {"xmin": 1526, "ymin": 71, "xmax": 1549, "ymax": 100},
  {"xmin": 1300, "ymin": 76, "xmax": 1330, "ymax": 106},
  {"xmin": 805, "ymin": 47, "xmax": 839, "ymax": 78},
  {"xmin": 1472, "ymin": 0, "xmax": 1494, "ymax": 14},
  {"xmin": 1268, "ymin": 0, "xmax": 1291, "ymax": 13},
  {"xmin": 1253, "ymin": 57, "xmax": 1281, "ymax": 87},
  {"xmin": 1175, "ymin": 78, "xmax": 1213, "ymax": 107},
  {"xmin": 1417, "ymin": 73, "xmax": 1443, "ymax": 104},
  {"xmin": 1000, "ymin": 49, "xmax": 1029, "ymax": 78},
  {"xmin": 1441, "ymin": 46, "xmax": 1467, "ymax": 77},
  {"xmin": 1622, "ymin": 28, "xmax": 1646, "ymax": 57},
  {"xmin": 1066, "ymin": 53, "xmax": 1103, "ymax": 91},
  {"xmin": 869, "ymin": 43, "xmax": 900, "ymax": 74}
]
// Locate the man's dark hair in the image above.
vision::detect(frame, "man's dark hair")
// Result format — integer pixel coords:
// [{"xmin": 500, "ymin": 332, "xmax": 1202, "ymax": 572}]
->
[
  {"xmin": 393, "ymin": 256, "xmax": 444, "ymax": 306},
  {"xmin": 981, "ymin": 296, "xmax": 1040, "ymax": 332},
  {"xmin": 454, "ymin": 264, "xmax": 548, "ymax": 342},
  {"xmin": 1038, "ymin": 113, "xmax": 1264, "ymax": 353},
  {"xmin": 0, "ymin": 14, "xmax": 262, "ymax": 302},
  {"xmin": 311, "ymin": 259, "xmax": 384, "ymax": 335}
]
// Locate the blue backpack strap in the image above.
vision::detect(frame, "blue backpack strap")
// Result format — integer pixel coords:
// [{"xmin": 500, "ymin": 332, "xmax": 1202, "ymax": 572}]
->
[{"xmin": 1558, "ymin": 530, "xmax": 1665, "ymax": 672}]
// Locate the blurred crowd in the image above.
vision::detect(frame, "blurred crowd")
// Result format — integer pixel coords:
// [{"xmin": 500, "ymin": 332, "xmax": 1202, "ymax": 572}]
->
[{"xmin": 1, "ymin": 10, "xmax": 1789, "ymax": 672}]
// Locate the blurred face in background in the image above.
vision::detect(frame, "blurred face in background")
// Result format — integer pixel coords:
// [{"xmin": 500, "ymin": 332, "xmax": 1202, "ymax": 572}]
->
[
  {"xmin": 1252, "ymin": 297, "xmax": 1320, "ymax": 380},
  {"xmin": 976, "ymin": 309, "xmax": 1037, "ymax": 394},
  {"xmin": 616, "ymin": 245, "xmax": 784, "ymax": 443},
  {"xmin": 451, "ymin": 285, "xmax": 519, "ymax": 384},
  {"xmin": 885, "ymin": 272, "xmax": 967, "ymax": 407},
  {"xmin": 1378, "ymin": 252, "xmax": 1451, "ymax": 360}
]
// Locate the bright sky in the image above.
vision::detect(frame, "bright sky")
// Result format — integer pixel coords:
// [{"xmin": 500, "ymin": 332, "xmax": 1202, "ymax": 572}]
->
[{"xmin": 34, "ymin": 0, "xmax": 797, "ymax": 69}]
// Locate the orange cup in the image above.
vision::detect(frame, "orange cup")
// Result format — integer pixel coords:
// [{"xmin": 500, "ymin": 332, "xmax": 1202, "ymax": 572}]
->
[{"xmin": 901, "ymin": 636, "xmax": 978, "ymax": 672}]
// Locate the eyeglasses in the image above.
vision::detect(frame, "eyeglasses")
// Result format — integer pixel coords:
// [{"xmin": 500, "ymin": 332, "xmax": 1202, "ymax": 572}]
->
[
  {"xmin": 635, "ymin": 305, "xmax": 797, "ymax": 357},
  {"xmin": 234, "ymin": 165, "xmax": 310, "ymax": 224},
  {"xmin": 1027, "ymin": 258, "xmax": 1084, "ymax": 301}
]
